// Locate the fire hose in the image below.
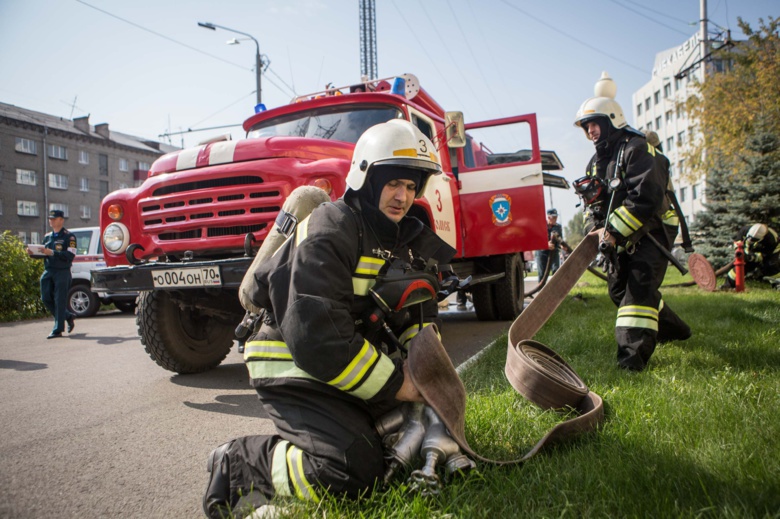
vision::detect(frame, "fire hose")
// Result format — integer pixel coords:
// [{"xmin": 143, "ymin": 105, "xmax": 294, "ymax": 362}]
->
[{"xmin": 383, "ymin": 233, "xmax": 604, "ymax": 492}]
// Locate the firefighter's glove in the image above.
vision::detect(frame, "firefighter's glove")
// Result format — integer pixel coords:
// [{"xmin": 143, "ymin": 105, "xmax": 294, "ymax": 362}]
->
[{"xmin": 597, "ymin": 244, "xmax": 619, "ymax": 276}]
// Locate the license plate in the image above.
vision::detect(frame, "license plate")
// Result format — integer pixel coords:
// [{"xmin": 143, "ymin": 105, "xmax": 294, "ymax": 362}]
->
[{"xmin": 151, "ymin": 266, "xmax": 222, "ymax": 288}]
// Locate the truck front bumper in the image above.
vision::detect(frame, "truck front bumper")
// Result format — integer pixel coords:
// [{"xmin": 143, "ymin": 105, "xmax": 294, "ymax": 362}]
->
[{"xmin": 91, "ymin": 257, "xmax": 254, "ymax": 293}]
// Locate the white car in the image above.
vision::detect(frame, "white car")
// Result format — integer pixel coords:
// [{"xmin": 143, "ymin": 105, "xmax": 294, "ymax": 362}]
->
[{"xmin": 68, "ymin": 227, "xmax": 138, "ymax": 317}]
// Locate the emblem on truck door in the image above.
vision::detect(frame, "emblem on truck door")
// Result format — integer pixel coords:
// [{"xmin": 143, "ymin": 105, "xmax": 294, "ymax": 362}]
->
[{"xmin": 489, "ymin": 193, "xmax": 512, "ymax": 226}]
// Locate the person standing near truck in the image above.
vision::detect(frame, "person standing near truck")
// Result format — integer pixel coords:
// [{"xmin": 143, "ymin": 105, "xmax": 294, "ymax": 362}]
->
[
  {"xmin": 27, "ymin": 210, "xmax": 77, "ymax": 339},
  {"xmin": 573, "ymin": 72, "xmax": 690, "ymax": 371},
  {"xmin": 203, "ymin": 120, "xmax": 455, "ymax": 518},
  {"xmin": 535, "ymin": 208, "xmax": 564, "ymax": 281}
]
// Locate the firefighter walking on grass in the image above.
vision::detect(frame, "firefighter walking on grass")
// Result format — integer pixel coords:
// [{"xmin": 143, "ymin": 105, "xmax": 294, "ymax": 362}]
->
[
  {"xmin": 202, "ymin": 120, "xmax": 455, "ymax": 518},
  {"xmin": 574, "ymin": 72, "xmax": 690, "ymax": 371}
]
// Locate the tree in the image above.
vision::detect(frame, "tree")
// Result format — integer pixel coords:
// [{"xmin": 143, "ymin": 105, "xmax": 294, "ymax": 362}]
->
[
  {"xmin": 687, "ymin": 17, "xmax": 780, "ymax": 266},
  {"xmin": 564, "ymin": 210, "xmax": 585, "ymax": 249}
]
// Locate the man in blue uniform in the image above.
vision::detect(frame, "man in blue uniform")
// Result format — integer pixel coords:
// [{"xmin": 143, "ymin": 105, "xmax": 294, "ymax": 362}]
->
[
  {"xmin": 536, "ymin": 208, "xmax": 564, "ymax": 281},
  {"xmin": 28, "ymin": 210, "xmax": 77, "ymax": 339}
]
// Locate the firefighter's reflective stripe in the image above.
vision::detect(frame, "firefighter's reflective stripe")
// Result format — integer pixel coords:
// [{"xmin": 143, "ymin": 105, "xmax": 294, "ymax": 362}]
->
[
  {"xmin": 327, "ymin": 339, "xmax": 394, "ymax": 400},
  {"xmin": 271, "ymin": 441, "xmax": 294, "ymax": 497},
  {"xmin": 295, "ymin": 216, "xmax": 311, "ymax": 246},
  {"xmin": 270, "ymin": 441, "xmax": 320, "ymax": 502},
  {"xmin": 609, "ymin": 206, "xmax": 643, "ymax": 237},
  {"xmin": 398, "ymin": 322, "xmax": 437, "ymax": 346},
  {"xmin": 662, "ymin": 209, "xmax": 679, "ymax": 227},
  {"xmin": 353, "ymin": 256, "xmax": 385, "ymax": 295},
  {"xmin": 287, "ymin": 444, "xmax": 319, "ymax": 502},
  {"xmin": 243, "ymin": 341, "xmax": 292, "ymax": 361},
  {"xmin": 616, "ymin": 305, "xmax": 659, "ymax": 331},
  {"xmin": 727, "ymin": 269, "xmax": 736, "ymax": 281},
  {"xmin": 647, "ymin": 143, "xmax": 656, "ymax": 156},
  {"xmin": 245, "ymin": 339, "xmax": 394, "ymax": 401}
]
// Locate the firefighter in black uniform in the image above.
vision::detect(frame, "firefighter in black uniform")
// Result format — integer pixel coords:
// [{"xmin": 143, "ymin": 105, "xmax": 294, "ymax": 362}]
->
[
  {"xmin": 536, "ymin": 208, "xmax": 564, "ymax": 281},
  {"xmin": 574, "ymin": 72, "xmax": 690, "ymax": 371},
  {"xmin": 722, "ymin": 224, "xmax": 780, "ymax": 288},
  {"xmin": 203, "ymin": 120, "xmax": 456, "ymax": 518},
  {"xmin": 27, "ymin": 209, "xmax": 77, "ymax": 339}
]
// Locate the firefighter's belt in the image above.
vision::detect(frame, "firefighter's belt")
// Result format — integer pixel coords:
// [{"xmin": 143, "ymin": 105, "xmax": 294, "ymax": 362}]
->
[{"xmin": 408, "ymin": 232, "xmax": 604, "ymax": 465}]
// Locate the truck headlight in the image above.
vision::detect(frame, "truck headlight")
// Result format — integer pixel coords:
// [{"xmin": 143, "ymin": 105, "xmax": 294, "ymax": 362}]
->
[{"xmin": 103, "ymin": 222, "xmax": 130, "ymax": 254}]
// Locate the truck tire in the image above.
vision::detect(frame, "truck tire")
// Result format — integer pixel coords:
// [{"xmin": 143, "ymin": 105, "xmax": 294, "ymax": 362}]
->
[
  {"xmin": 472, "ymin": 284, "xmax": 498, "ymax": 321},
  {"xmin": 493, "ymin": 253, "xmax": 525, "ymax": 320},
  {"xmin": 68, "ymin": 283, "xmax": 100, "ymax": 318},
  {"xmin": 136, "ymin": 290, "xmax": 233, "ymax": 374}
]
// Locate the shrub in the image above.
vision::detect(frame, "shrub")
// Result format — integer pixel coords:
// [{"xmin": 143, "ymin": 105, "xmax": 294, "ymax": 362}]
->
[{"xmin": 0, "ymin": 231, "xmax": 47, "ymax": 322}]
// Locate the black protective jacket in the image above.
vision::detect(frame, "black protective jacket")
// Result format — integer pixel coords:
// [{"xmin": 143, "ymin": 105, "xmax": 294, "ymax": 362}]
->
[{"xmin": 246, "ymin": 195, "xmax": 455, "ymax": 413}]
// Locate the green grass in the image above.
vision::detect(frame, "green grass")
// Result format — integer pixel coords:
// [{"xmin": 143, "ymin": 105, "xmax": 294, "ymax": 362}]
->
[{"xmin": 242, "ymin": 271, "xmax": 780, "ymax": 518}]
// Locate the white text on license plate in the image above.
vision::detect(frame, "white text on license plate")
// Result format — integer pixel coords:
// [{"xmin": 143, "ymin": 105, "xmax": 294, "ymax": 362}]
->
[{"xmin": 151, "ymin": 267, "xmax": 222, "ymax": 288}]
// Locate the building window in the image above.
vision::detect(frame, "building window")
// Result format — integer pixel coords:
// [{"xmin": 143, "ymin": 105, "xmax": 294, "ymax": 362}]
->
[
  {"xmin": 663, "ymin": 83, "xmax": 672, "ymax": 98},
  {"xmin": 48, "ymin": 144, "xmax": 68, "ymax": 160},
  {"xmin": 80, "ymin": 177, "xmax": 89, "ymax": 192},
  {"xmin": 16, "ymin": 169, "xmax": 37, "ymax": 186},
  {"xmin": 677, "ymin": 131, "xmax": 685, "ymax": 145},
  {"xmin": 636, "ymin": 103, "xmax": 642, "ymax": 116},
  {"xmin": 647, "ymin": 121, "xmax": 653, "ymax": 131},
  {"xmin": 654, "ymin": 91, "xmax": 661, "ymax": 104},
  {"xmin": 80, "ymin": 205, "xmax": 91, "ymax": 219},
  {"xmin": 99, "ymin": 154, "xmax": 109, "ymax": 176},
  {"xmin": 100, "ymin": 180, "xmax": 109, "ymax": 198},
  {"xmin": 118, "ymin": 182, "xmax": 129, "ymax": 190},
  {"xmin": 31, "ymin": 231, "xmax": 40, "ymax": 244},
  {"xmin": 665, "ymin": 111, "xmax": 673, "ymax": 124},
  {"xmin": 676, "ymin": 105, "xmax": 683, "ymax": 118},
  {"xmin": 48, "ymin": 173, "xmax": 69, "ymax": 190},
  {"xmin": 668, "ymin": 164, "xmax": 674, "ymax": 178},
  {"xmin": 645, "ymin": 98, "xmax": 651, "ymax": 111},
  {"xmin": 692, "ymin": 184, "xmax": 699, "ymax": 200},
  {"xmin": 15, "ymin": 137, "xmax": 37, "ymax": 155},
  {"xmin": 17, "ymin": 200, "xmax": 39, "ymax": 216},
  {"xmin": 138, "ymin": 161, "xmax": 151, "ymax": 172},
  {"xmin": 655, "ymin": 116, "xmax": 662, "ymax": 129},
  {"xmin": 49, "ymin": 203, "xmax": 69, "ymax": 217},
  {"xmin": 18, "ymin": 231, "xmax": 28, "ymax": 244},
  {"xmin": 79, "ymin": 150, "xmax": 89, "ymax": 164},
  {"xmin": 680, "ymin": 187, "xmax": 687, "ymax": 202},
  {"xmin": 678, "ymin": 160, "xmax": 685, "ymax": 175},
  {"xmin": 0, "ymin": 200, "xmax": 3, "ymax": 215},
  {"xmin": 675, "ymin": 77, "xmax": 683, "ymax": 91},
  {"xmin": 666, "ymin": 137, "xmax": 674, "ymax": 151},
  {"xmin": 119, "ymin": 158, "xmax": 129, "ymax": 171}
]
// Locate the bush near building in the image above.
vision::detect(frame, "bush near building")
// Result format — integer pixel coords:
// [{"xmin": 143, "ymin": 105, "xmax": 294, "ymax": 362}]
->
[{"xmin": 0, "ymin": 231, "xmax": 46, "ymax": 322}]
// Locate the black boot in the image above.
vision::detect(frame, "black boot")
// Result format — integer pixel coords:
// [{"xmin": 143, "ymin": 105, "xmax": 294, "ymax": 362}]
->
[
  {"xmin": 203, "ymin": 441, "xmax": 235, "ymax": 519},
  {"xmin": 657, "ymin": 303, "xmax": 691, "ymax": 342}
]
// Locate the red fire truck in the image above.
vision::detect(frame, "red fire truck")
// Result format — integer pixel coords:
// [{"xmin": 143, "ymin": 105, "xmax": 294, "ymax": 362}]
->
[{"xmin": 92, "ymin": 73, "xmax": 567, "ymax": 374}]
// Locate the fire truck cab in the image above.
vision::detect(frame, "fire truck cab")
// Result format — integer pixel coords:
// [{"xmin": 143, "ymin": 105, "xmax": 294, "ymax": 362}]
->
[{"xmin": 92, "ymin": 73, "xmax": 567, "ymax": 374}]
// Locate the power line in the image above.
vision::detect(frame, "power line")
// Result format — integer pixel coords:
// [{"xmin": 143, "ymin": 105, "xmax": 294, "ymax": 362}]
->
[
  {"xmin": 619, "ymin": 0, "xmax": 697, "ymax": 27},
  {"xmin": 604, "ymin": 0, "xmax": 692, "ymax": 36},
  {"xmin": 499, "ymin": 0, "xmax": 646, "ymax": 74}
]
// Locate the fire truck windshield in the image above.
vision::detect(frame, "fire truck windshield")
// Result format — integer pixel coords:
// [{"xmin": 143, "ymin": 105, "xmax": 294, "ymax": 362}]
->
[{"xmin": 248, "ymin": 105, "xmax": 404, "ymax": 144}]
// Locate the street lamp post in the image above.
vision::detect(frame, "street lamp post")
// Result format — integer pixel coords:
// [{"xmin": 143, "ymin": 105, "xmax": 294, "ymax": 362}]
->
[{"xmin": 198, "ymin": 22, "xmax": 262, "ymax": 106}]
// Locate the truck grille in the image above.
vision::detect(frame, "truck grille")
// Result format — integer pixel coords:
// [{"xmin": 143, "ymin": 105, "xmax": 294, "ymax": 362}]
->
[{"xmin": 139, "ymin": 174, "xmax": 282, "ymax": 242}]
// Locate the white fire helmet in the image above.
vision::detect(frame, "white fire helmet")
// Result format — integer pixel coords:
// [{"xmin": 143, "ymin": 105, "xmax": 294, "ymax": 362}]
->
[
  {"xmin": 746, "ymin": 224, "xmax": 768, "ymax": 243},
  {"xmin": 346, "ymin": 119, "xmax": 442, "ymax": 199},
  {"xmin": 574, "ymin": 71, "xmax": 627, "ymax": 132}
]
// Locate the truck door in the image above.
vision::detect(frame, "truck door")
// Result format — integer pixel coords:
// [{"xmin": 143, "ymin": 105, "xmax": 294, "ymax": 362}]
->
[{"xmin": 456, "ymin": 114, "xmax": 548, "ymax": 258}]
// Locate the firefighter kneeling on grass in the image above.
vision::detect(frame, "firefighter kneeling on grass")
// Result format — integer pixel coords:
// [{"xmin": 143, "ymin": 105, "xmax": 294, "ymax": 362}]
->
[
  {"xmin": 722, "ymin": 224, "xmax": 780, "ymax": 289},
  {"xmin": 573, "ymin": 72, "xmax": 691, "ymax": 372},
  {"xmin": 203, "ymin": 120, "xmax": 456, "ymax": 518}
]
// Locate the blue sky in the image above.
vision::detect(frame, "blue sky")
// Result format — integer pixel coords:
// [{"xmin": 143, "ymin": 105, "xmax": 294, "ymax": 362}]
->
[{"xmin": 1, "ymin": 0, "xmax": 775, "ymax": 227}]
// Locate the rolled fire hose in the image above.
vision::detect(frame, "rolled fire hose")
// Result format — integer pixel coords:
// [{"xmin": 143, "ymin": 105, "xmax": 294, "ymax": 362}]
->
[{"xmin": 408, "ymin": 232, "xmax": 604, "ymax": 464}]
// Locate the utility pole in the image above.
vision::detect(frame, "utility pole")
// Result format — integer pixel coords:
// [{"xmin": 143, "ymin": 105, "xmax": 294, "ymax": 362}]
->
[
  {"xmin": 700, "ymin": 0, "xmax": 708, "ymax": 78},
  {"xmin": 359, "ymin": 0, "xmax": 377, "ymax": 79}
]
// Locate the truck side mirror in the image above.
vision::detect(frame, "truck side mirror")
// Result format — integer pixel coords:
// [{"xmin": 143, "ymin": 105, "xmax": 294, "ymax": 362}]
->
[{"xmin": 444, "ymin": 111, "xmax": 466, "ymax": 148}]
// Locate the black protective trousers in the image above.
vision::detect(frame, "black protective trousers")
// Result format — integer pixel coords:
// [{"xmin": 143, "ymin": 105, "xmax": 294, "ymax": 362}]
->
[
  {"xmin": 224, "ymin": 381, "xmax": 386, "ymax": 505},
  {"xmin": 607, "ymin": 228, "xmax": 690, "ymax": 370}
]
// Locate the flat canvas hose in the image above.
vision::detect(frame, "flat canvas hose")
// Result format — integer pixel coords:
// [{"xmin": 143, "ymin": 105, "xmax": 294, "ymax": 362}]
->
[{"xmin": 408, "ymin": 232, "xmax": 604, "ymax": 465}]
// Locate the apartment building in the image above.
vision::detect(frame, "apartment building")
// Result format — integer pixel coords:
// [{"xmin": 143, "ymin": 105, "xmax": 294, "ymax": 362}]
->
[
  {"xmin": 0, "ymin": 102, "xmax": 178, "ymax": 243},
  {"xmin": 632, "ymin": 31, "xmax": 735, "ymax": 224}
]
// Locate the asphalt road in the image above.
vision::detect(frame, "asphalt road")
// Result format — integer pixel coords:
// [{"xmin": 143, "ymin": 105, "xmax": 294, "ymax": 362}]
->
[{"xmin": 0, "ymin": 295, "xmax": 519, "ymax": 519}]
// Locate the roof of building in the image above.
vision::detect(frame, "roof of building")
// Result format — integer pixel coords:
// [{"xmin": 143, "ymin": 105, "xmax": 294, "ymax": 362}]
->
[{"xmin": 0, "ymin": 101, "xmax": 178, "ymax": 155}]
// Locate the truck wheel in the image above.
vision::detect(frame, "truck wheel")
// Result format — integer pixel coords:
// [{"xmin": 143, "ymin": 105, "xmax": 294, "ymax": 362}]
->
[
  {"xmin": 493, "ymin": 253, "xmax": 525, "ymax": 320},
  {"xmin": 68, "ymin": 283, "xmax": 100, "ymax": 318},
  {"xmin": 136, "ymin": 291, "xmax": 233, "ymax": 374},
  {"xmin": 472, "ymin": 284, "xmax": 498, "ymax": 321}
]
